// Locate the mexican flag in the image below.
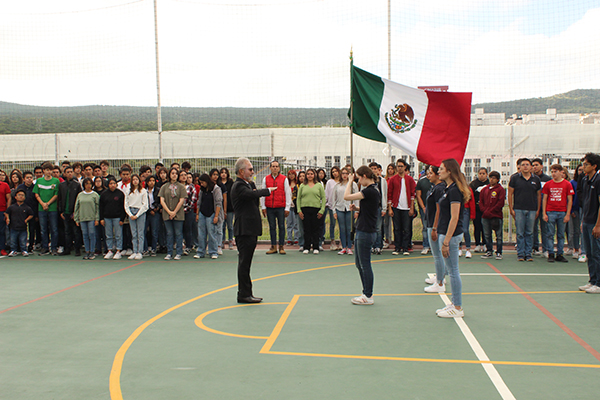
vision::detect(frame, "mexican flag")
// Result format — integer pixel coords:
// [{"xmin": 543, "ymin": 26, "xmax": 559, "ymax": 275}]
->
[{"xmin": 350, "ymin": 65, "xmax": 472, "ymax": 166}]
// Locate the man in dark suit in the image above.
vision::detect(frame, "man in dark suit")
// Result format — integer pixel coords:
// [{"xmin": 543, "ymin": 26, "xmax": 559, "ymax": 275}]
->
[{"xmin": 231, "ymin": 158, "xmax": 274, "ymax": 303}]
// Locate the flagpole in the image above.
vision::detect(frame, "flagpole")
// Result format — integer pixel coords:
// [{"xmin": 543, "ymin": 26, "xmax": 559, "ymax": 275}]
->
[{"xmin": 349, "ymin": 48, "xmax": 354, "ymax": 168}]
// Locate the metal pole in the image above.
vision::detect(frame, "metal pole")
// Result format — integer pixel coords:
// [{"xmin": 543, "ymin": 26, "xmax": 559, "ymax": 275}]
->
[
  {"xmin": 55, "ymin": 133, "xmax": 59, "ymax": 164},
  {"xmin": 387, "ymin": 0, "xmax": 392, "ymax": 164},
  {"xmin": 153, "ymin": 0, "xmax": 163, "ymax": 163},
  {"xmin": 508, "ymin": 124, "xmax": 514, "ymax": 241},
  {"xmin": 349, "ymin": 49, "xmax": 354, "ymax": 167}
]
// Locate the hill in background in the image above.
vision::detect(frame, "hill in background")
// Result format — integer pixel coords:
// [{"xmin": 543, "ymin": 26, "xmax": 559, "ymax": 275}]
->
[{"xmin": 1, "ymin": 89, "xmax": 598, "ymax": 134}]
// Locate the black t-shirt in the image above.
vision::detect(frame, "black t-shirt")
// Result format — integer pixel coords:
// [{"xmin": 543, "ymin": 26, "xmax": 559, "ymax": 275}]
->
[
  {"xmin": 470, "ymin": 178, "xmax": 489, "ymax": 205},
  {"xmin": 416, "ymin": 177, "xmax": 432, "ymax": 209},
  {"xmin": 356, "ymin": 184, "xmax": 379, "ymax": 233},
  {"xmin": 426, "ymin": 182, "xmax": 446, "ymax": 228},
  {"xmin": 6, "ymin": 203, "xmax": 33, "ymax": 231},
  {"xmin": 509, "ymin": 173, "xmax": 541, "ymax": 211},
  {"xmin": 200, "ymin": 189, "xmax": 215, "ymax": 217},
  {"xmin": 437, "ymin": 183, "xmax": 464, "ymax": 236},
  {"xmin": 582, "ymin": 171, "xmax": 600, "ymax": 224}
]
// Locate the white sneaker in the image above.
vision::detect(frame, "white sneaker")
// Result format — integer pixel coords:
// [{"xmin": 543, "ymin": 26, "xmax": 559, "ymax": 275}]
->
[
  {"xmin": 421, "ymin": 248, "xmax": 430, "ymax": 255},
  {"xmin": 174, "ymin": 254, "xmax": 181, "ymax": 260},
  {"xmin": 579, "ymin": 283, "xmax": 593, "ymax": 291},
  {"xmin": 474, "ymin": 245, "xmax": 482, "ymax": 253},
  {"xmin": 313, "ymin": 249, "xmax": 319, "ymax": 254},
  {"xmin": 319, "ymin": 246, "xmax": 324, "ymax": 251},
  {"xmin": 217, "ymin": 247, "xmax": 223, "ymax": 255},
  {"xmin": 125, "ymin": 249, "xmax": 133, "ymax": 256},
  {"xmin": 104, "ymin": 250, "xmax": 114, "ymax": 260},
  {"xmin": 424, "ymin": 283, "xmax": 445, "ymax": 293},
  {"xmin": 8, "ymin": 251, "xmax": 17, "ymax": 257},
  {"xmin": 113, "ymin": 251, "xmax": 122, "ymax": 260},
  {"xmin": 565, "ymin": 249, "xmax": 573, "ymax": 256},
  {"xmin": 391, "ymin": 250, "xmax": 400, "ymax": 255},
  {"xmin": 425, "ymin": 276, "xmax": 446, "ymax": 285},
  {"xmin": 435, "ymin": 304, "xmax": 454, "ymax": 314},
  {"xmin": 465, "ymin": 250, "xmax": 472, "ymax": 259},
  {"xmin": 437, "ymin": 305, "xmax": 464, "ymax": 318},
  {"xmin": 193, "ymin": 254, "xmax": 202, "ymax": 259},
  {"xmin": 579, "ymin": 255, "xmax": 587, "ymax": 263},
  {"xmin": 382, "ymin": 242, "xmax": 390, "ymax": 249},
  {"xmin": 351, "ymin": 294, "xmax": 374, "ymax": 305},
  {"xmin": 164, "ymin": 254, "xmax": 172, "ymax": 260},
  {"xmin": 211, "ymin": 254, "xmax": 218, "ymax": 259},
  {"xmin": 57, "ymin": 246, "xmax": 64, "ymax": 254},
  {"xmin": 572, "ymin": 251, "xmax": 579, "ymax": 259},
  {"xmin": 543, "ymin": 251, "xmax": 549, "ymax": 258},
  {"xmin": 128, "ymin": 253, "xmax": 136, "ymax": 260},
  {"xmin": 303, "ymin": 249, "xmax": 309, "ymax": 254},
  {"xmin": 134, "ymin": 253, "xmax": 143, "ymax": 260},
  {"xmin": 585, "ymin": 285, "xmax": 600, "ymax": 294},
  {"xmin": 458, "ymin": 249, "xmax": 463, "ymax": 257}
]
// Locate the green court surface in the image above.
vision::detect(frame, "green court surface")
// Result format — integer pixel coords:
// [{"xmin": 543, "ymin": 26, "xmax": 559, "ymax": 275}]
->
[{"xmin": 1, "ymin": 248, "xmax": 598, "ymax": 399}]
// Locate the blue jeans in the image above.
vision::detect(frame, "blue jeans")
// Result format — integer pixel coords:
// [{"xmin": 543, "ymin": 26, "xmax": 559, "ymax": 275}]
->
[
  {"xmin": 10, "ymin": 229, "xmax": 28, "ymax": 252},
  {"xmin": 223, "ymin": 211, "xmax": 234, "ymax": 242},
  {"xmin": 515, "ymin": 209, "xmax": 536, "ymax": 258},
  {"xmin": 286, "ymin": 210, "xmax": 299, "ymax": 242},
  {"xmin": 197, "ymin": 213, "xmax": 218, "ymax": 257},
  {"xmin": 439, "ymin": 233, "xmax": 464, "ymax": 307},
  {"xmin": 266, "ymin": 207, "xmax": 285, "ymax": 246},
  {"xmin": 145, "ymin": 211, "xmax": 160, "ymax": 251},
  {"xmin": 461, "ymin": 208, "xmax": 471, "ymax": 248},
  {"xmin": 581, "ymin": 223, "xmax": 600, "ymax": 286},
  {"xmin": 546, "ymin": 211, "xmax": 566, "ymax": 256},
  {"xmin": 336, "ymin": 210, "xmax": 352, "ymax": 249},
  {"xmin": 567, "ymin": 209, "xmax": 582, "ymax": 252},
  {"xmin": 184, "ymin": 212, "xmax": 196, "ymax": 250},
  {"xmin": 104, "ymin": 218, "xmax": 123, "ymax": 251},
  {"xmin": 38, "ymin": 210, "xmax": 59, "ymax": 251},
  {"xmin": 129, "ymin": 208, "xmax": 146, "ymax": 254},
  {"xmin": 164, "ymin": 219, "xmax": 184, "ymax": 256},
  {"xmin": 326, "ymin": 207, "xmax": 337, "ymax": 243},
  {"xmin": 354, "ymin": 230, "xmax": 376, "ymax": 298},
  {"xmin": 0, "ymin": 211, "xmax": 5, "ymax": 251},
  {"xmin": 533, "ymin": 212, "xmax": 549, "ymax": 252},
  {"xmin": 427, "ymin": 228, "xmax": 446, "ymax": 283},
  {"xmin": 420, "ymin": 208, "xmax": 430, "ymax": 249},
  {"xmin": 80, "ymin": 221, "xmax": 96, "ymax": 253}
]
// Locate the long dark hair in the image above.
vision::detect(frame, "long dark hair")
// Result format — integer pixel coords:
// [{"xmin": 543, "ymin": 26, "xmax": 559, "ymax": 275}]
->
[
  {"xmin": 199, "ymin": 173, "xmax": 215, "ymax": 192},
  {"xmin": 220, "ymin": 167, "xmax": 232, "ymax": 183},
  {"xmin": 317, "ymin": 168, "xmax": 326, "ymax": 184},
  {"xmin": 573, "ymin": 163, "xmax": 583, "ymax": 182}
]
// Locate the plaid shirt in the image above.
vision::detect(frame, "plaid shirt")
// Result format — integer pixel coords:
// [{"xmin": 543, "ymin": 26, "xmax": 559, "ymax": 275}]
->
[{"xmin": 184, "ymin": 184, "xmax": 198, "ymax": 213}]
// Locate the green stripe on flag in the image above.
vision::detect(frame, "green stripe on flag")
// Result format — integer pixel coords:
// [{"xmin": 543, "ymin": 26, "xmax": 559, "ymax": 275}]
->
[{"xmin": 349, "ymin": 65, "xmax": 387, "ymax": 143}]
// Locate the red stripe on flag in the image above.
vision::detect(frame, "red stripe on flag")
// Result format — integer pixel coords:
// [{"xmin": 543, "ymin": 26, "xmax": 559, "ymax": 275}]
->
[{"xmin": 416, "ymin": 91, "xmax": 471, "ymax": 166}]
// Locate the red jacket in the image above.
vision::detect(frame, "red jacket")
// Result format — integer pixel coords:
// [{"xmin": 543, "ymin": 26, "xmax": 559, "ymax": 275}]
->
[
  {"xmin": 464, "ymin": 187, "xmax": 476, "ymax": 220},
  {"xmin": 479, "ymin": 184, "xmax": 506, "ymax": 219},
  {"xmin": 264, "ymin": 173, "xmax": 287, "ymax": 208},
  {"xmin": 387, "ymin": 174, "xmax": 416, "ymax": 209}
]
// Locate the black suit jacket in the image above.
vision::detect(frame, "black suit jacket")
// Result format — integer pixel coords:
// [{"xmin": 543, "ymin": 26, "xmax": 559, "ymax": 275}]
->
[{"xmin": 231, "ymin": 177, "xmax": 271, "ymax": 237}]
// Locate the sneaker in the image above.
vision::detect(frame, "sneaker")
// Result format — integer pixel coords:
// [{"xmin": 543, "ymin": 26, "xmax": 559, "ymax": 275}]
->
[
  {"xmin": 174, "ymin": 254, "xmax": 182, "ymax": 260},
  {"xmin": 303, "ymin": 249, "xmax": 309, "ymax": 254},
  {"xmin": 424, "ymin": 283, "xmax": 445, "ymax": 293},
  {"xmin": 585, "ymin": 285, "xmax": 600, "ymax": 294},
  {"xmin": 83, "ymin": 253, "xmax": 89, "ymax": 260},
  {"xmin": 151, "ymin": 249, "xmax": 157, "ymax": 257},
  {"xmin": 548, "ymin": 254, "xmax": 555, "ymax": 263},
  {"xmin": 495, "ymin": 253, "xmax": 503, "ymax": 260},
  {"xmin": 128, "ymin": 253, "xmax": 136, "ymax": 260},
  {"xmin": 125, "ymin": 249, "xmax": 133, "ymax": 256},
  {"xmin": 437, "ymin": 305, "xmax": 464, "ymax": 318},
  {"xmin": 579, "ymin": 283, "xmax": 593, "ymax": 291},
  {"xmin": 134, "ymin": 253, "xmax": 143, "ymax": 260},
  {"xmin": 421, "ymin": 248, "xmax": 430, "ymax": 255},
  {"xmin": 299, "ymin": 247, "xmax": 304, "ymax": 252},
  {"xmin": 347, "ymin": 249, "xmax": 353, "ymax": 255},
  {"xmin": 113, "ymin": 251, "xmax": 122, "ymax": 260},
  {"xmin": 481, "ymin": 252, "xmax": 493, "ymax": 259},
  {"xmin": 39, "ymin": 249, "xmax": 50, "ymax": 256},
  {"xmin": 351, "ymin": 294, "xmax": 374, "ymax": 305},
  {"xmin": 425, "ymin": 276, "xmax": 446, "ymax": 285},
  {"xmin": 543, "ymin": 251, "xmax": 549, "ymax": 258},
  {"xmin": 474, "ymin": 245, "xmax": 482, "ymax": 253},
  {"xmin": 193, "ymin": 254, "xmax": 203, "ymax": 259},
  {"xmin": 403, "ymin": 250, "xmax": 410, "ymax": 256},
  {"xmin": 104, "ymin": 250, "xmax": 114, "ymax": 260},
  {"xmin": 57, "ymin": 246, "xmax": 64, "ymax": 254},
  {"xmin": 532, "ymin": 249, "xmax": 541, "ymax": 256},
  {"xmin": 338, "ymin": 248, "xmax": 347, "ymax": 255},
  {"xmin": 458, "ymin": 249, "xmax": 463, "ymax": 257},
  {"xmin": 294, "ymin": 241, "xmax": 298, "ymax": 245},
  {"xmin": 182, "ymin": 249, "xmax": 189, "ymax": 256},
  {"xmin": 517, "ymin": 256, "xmax": 525, "ymax": 262},
  {"xmin": 313, "ymin": 249, "xmax": 319, "ymax": 254},
  {"xmin": 375, "ymin": 248, "xmax": 382, "ymax": 255},
  {"xmin": 218, "ymin": 247, "xmax": 223, "ymax": 255},
  {"xmin": 164, "ymin": 254, "xmax": 172, "ymax": 260},
  {"xmin": 330, "ymin": 244, "xmax": 337, "ymax": 251},
  {"xmin": 555, "ymin": 254, "xmax": 568, "ymax": 263},
  {"xmin": 436, "ymin": 304, "xmax": 454, "ymax": 314},
  {"xmin": 391, "ymin": 250, "xmax": 400, "ymax": 255},
  {"xmin": 211, "ymin": 254, "xmax": 218, "ymax": 259},
  {"xmin": 319, "ymin": 246, "xmax": 324, "ymax": 251},
  {"xmin": 465, "ymin": 250, "xmax": 472, "ymax": 259},
  {"xmin": 88, "ymin": 253, "xmax": 96, "ymax": 260},
  {"xmin": 526, "ymin": 257, "xmax": 534, "ymax": 262},
  {"xmin": 382, "ymin": 242, "xmax": 390, "ymax": 249},
  {"xmin": 8, "ymin": 251, "xmax": 17, "ymax": 257},
  {"xmin": 572, "ymin": 251, "xmax": 579, "ymax": 259},
  {"xmin": 142, "ymin": 250, "xmax": 150, "ymax": 257},
  {"xmin": 22, "ymin": 251, "xmax": 29, "ymax": 257},
  {"xmin": 579, "ymin": 255, "xmax": 587, "ymax": 263}
]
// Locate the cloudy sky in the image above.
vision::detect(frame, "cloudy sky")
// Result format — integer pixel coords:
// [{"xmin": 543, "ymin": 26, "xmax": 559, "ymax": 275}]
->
[{"xmin": 1, "ymin": 0, "xmax": 599, "ymax": 107}]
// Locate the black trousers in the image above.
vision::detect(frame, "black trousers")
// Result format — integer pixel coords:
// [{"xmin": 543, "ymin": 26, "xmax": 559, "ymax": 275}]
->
[
  {"xmin": 473, "ymin": 206, "xmax": 485, "ymax": 246},
  {"xmin": 236, "ymin": 235, "xmax": 258, "ymax": 298},
  {"xmin": 392, "ymin": 208, "xmax": 411, "ymax": 251},
  {"xmin": 62, "ymin": 213, "xmax": 82, "ymax": 253},
  {"xmin": 302, "ymin": 207, "xmax": 321, "ymax": 251}
]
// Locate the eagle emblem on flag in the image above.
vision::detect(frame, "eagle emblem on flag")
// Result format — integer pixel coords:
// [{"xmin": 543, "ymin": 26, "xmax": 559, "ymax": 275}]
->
[{"xmin": 385, "ymin": 103, "xmax": 418, "ymax": 133}]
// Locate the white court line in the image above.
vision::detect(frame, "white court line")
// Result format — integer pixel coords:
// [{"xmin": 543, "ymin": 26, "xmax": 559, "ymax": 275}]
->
[
  {"xmin": 429, "ymin": 273, "xmax": 516, "ymax": 400},
  {"xmin": 462, "ymin": 273, "xmax": 587, "ymax": 276}
]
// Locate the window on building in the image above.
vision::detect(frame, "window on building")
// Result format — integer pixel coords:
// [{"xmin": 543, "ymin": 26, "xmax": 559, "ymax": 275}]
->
[
  {"xmin": 334, "ymin": 156, "xmax": 341, "ymax": 166},
  {"xmin": 325, "ymin": 156, "xmax": 332, "ymax": 169}
]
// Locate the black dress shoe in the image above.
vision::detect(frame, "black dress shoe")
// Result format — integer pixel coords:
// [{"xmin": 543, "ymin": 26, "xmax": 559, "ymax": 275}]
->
[{"xmin": 237, "ymin": 296, "xmax": 263, "ymax": 303}]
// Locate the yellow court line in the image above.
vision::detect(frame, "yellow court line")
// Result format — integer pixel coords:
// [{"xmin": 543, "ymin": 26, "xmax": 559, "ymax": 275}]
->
[
  {"xmin": 195, "ymin": 302, "xmax": 290, "ymax": 339},
  {"xmin": 260, "ymin": 295, "xmax": 300, "ymax": 354},
  {"xmin": 263, "ymin": 350, "xmax": 600, "ymax": 369}
]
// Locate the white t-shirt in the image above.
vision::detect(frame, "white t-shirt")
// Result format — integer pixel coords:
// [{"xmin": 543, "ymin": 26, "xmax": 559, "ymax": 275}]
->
[{"xmin": 397, "ymin": 177, "xmax": 409, "ymax": 210}]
